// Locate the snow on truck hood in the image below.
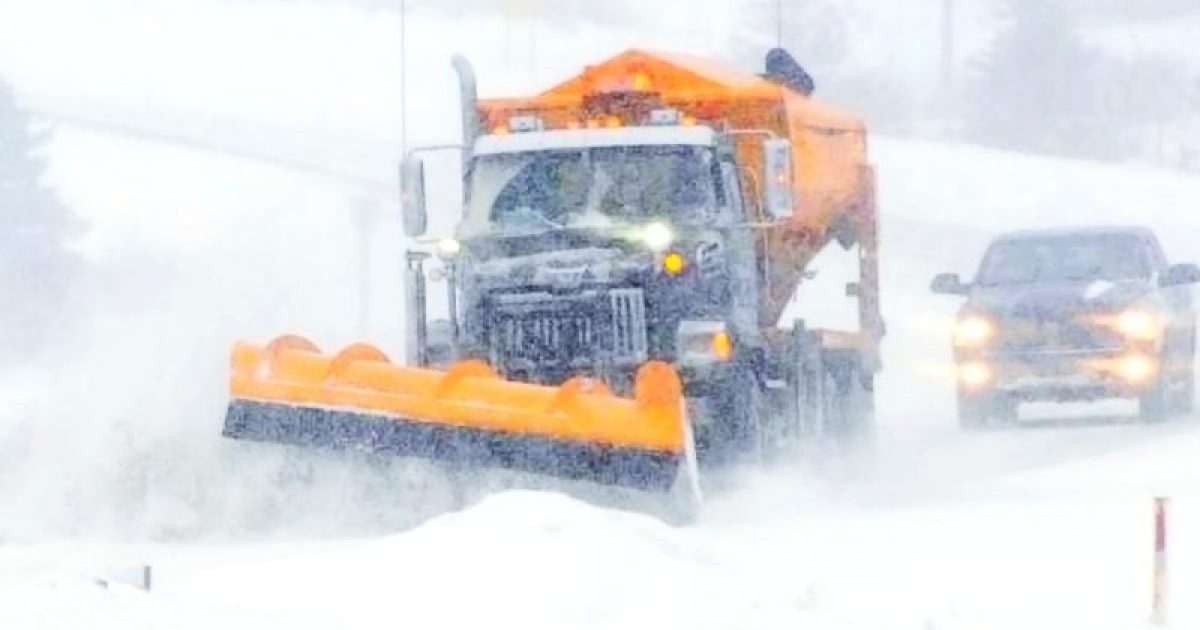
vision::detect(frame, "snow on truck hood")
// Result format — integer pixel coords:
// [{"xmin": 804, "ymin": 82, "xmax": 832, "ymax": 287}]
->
[{"xmin": 473, "ymin": 125, "xmax": 715, "ymax": 155}]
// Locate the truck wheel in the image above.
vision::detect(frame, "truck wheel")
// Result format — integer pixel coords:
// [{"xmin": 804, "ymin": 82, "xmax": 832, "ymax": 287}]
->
[
  {"xmin": 701, "ymin": 367, "xmax": 767, "ymax": 464},
  {"xmin": 732, "ymin": 366, "xmax": 769, "ymax": 462},
  {"xmin": 788, "ymin": 361, "xmax": 823, "ymax": 439},
  {"xmin": 821, "ymin": 358, "xmax": 875, "ymax": 439}
]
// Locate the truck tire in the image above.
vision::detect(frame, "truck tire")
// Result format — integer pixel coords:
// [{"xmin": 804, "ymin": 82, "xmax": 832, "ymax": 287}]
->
[
  {"xmin": 698, "ymin": 366, "xmax": 767, "ymax": 465},
  {"xmin": 820, "ymin": 356, "xmax": 875, "ymax": 439},
  {"xmin": 731, "ymin": 365, "xmax": 769, "ymax": 462}
]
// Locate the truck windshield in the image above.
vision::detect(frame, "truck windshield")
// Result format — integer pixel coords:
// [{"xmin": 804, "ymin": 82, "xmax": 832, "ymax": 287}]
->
[
  {"xmin": 976, "ymin": 234, "xmax": 1152, "ymax": 286},
  {"xmin": 468, "ymin": 145, "xmax": 717, "ymax": 231}
]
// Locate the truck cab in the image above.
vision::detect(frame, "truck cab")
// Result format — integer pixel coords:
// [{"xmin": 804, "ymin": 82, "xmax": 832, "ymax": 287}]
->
[
  {"xmin": 447, "ymin": 123, "xmax": 758, "ymax": 390},
  {"xmin": 402, "ymin": 49, "xmax": 882, "ymax": 459}
]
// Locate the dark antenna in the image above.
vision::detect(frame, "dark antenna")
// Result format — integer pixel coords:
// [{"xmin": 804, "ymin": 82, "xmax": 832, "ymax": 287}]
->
[
  {"xmin": 940, "ymin": 0, "xmax": 955, "ymax": 88},
  {"xmin": 776, "ymin": 0, "xmax": 783, "ymax": 48},
  {"xmin": 400, "ymin": 0, "xmax": 407, "ymax": 157},
  {"xmin": 764, "ymin": 48, "xmax": 815, "ymax": 96}
]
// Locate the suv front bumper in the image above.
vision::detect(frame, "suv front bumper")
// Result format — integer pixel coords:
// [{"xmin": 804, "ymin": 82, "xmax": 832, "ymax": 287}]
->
[{"xmin": 956, "ymin": 348, "xmax": 1159, "ymax": 402}]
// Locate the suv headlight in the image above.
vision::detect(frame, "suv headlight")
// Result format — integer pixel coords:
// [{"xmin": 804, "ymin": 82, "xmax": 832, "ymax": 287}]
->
[
  {"xmin": 954, "ymin": 314, "xmax": 996, "ymax": 348},
  {"xmin": 1115, "ymin": 308, "xmax": 1162, "ymax": 342}
]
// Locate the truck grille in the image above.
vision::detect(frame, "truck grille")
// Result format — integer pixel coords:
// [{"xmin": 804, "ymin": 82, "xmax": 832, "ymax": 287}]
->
[
  {"xmin": 610, "ymin": 288, "xmax": 649, "ymax": 361},
  {"xmin": 489, "ymin": 289, "xmax": 648, "ymax": 373}
]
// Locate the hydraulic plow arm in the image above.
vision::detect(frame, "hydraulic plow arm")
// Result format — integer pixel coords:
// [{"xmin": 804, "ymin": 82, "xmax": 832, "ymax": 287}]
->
[{"xmin": 223, "ymin": 335, "xmax": 690, "ymax": 490}]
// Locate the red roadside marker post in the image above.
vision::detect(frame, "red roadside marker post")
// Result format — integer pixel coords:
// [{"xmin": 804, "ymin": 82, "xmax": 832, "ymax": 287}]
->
[{"xmin": 1153, "ymin": 497, "xmax": 1168, "ymax": 626}]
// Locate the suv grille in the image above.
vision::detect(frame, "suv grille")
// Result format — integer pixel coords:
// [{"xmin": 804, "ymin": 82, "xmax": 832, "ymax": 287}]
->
[{"xmin": 997, "ymin": 316, "xmax": 1120, "ymax": 352}]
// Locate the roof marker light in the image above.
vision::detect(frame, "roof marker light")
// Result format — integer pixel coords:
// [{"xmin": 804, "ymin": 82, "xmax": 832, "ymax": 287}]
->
[
  {"xmin": 508, "ymin": 115, "xmax": 544, "ymax": 133},
  {"xmin": 648, "ymin": 108, "xmax": 682, "ymax": 126}
]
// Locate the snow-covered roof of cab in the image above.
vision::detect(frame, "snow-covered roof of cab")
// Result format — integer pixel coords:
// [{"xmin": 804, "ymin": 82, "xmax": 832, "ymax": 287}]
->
[
  {"xmin": 474, "ymin": 125, "xmax": 715, "ymax": 156},
  {"xmin": 992, "ymin": 225, "xmax": 1158, "ymax": 242}
]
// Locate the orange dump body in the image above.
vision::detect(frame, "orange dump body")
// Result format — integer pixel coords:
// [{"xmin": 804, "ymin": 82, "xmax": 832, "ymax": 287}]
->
[
  {"xmin": 475, "ymin": 49, "xmax": 875, "ymax": 326},
  {"xmin": 223, "ymin": 335, "xmax": 687, "ymax": 489}
]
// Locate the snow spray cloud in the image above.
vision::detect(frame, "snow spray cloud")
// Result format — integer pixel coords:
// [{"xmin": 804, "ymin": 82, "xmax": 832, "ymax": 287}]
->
[{"xmin": 0, "ymin": 0, "xmax": 758, "ymax": 540}]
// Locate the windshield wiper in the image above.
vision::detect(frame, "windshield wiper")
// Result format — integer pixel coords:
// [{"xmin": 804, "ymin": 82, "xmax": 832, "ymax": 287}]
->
[{"xmin": 510, "ymin": 206, "xmax": 565, "ymax": 231}]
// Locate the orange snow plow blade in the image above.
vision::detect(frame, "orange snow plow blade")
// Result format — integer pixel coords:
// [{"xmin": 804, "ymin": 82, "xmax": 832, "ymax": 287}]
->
[{"xmin": 222, "ymin": 335, "xmax": 688, "ymax": 490}]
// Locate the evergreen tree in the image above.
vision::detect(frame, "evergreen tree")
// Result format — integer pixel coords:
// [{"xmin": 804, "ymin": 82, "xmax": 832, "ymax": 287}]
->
[
  {"xmin": 0, "ymin": 77, "xmax": 80, "ymax": 359},
  {"xmin": 965, "ymin": 0, "xmax": 1107, "ymax": 157}
]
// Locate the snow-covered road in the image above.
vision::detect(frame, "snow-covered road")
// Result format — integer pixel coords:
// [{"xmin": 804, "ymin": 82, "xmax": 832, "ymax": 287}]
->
[{"xmin": 4, "ymin": 2, "xmax": 1200, "ymax": 628}]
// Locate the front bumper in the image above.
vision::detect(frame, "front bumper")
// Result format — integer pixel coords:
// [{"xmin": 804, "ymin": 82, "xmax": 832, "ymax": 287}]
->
[{"xmin": 957, "ymin": 348, "xmax": 1159, "ymax": 402}]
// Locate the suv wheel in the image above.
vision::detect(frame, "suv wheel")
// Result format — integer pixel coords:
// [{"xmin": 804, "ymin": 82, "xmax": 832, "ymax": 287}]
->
[
  {"xmin": 957, "ymin": 390, "xmax": 1015, "ymax": 430},
  {"xmin": 1139, "ymin": 373, "xmax": 1171, "ymax": 423},
  {"xmin": 1169, "ymin": 331, "xmax": 1196, "ymax": 415}
]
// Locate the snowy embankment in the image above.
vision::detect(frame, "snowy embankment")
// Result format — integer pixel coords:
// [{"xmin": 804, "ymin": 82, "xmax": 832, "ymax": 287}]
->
[{"xmin": 4, "ymin": 436, "xmax": 1200, "ymax": 630}]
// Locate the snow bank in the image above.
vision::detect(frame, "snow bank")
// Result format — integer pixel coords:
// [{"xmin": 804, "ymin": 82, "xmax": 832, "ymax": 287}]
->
[{"xmin": 1, "ymin": 492, "xmax": 814, "ymax": 630}]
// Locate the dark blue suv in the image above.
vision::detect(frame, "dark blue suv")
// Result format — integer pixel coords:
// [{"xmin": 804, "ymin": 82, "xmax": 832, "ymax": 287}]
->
[{"xmin": 932, "ymin": 227, "xmax": 1200, "ymax": 427}]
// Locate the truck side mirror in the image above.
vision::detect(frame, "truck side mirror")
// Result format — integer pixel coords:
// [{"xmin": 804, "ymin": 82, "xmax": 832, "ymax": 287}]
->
[
  {"xmin": 401, "ymin": 155, "xmax": 427, "ymax": 238},
  {"xmin": 1160, "ymin": 263, "xmax": 1200, "ymax": 287},
  {"xmin": 931, "ymin": 273, "xmax": 969, "ymax": 295},
  {"xmin": 763, "ymin": 139, "xmax": 793, "ymax": 219}
]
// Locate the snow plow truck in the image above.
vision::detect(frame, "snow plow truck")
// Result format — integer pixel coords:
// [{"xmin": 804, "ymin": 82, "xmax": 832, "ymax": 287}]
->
[{"xmin": 222, "ymin": 48, "xmax": 883, "ymax": 515}]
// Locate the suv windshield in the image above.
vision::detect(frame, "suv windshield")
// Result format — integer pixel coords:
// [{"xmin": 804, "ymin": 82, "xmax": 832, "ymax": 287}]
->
[
  {"xmin": 468, "ymin": 145, "xmax": 717, "ymax": 232},
  {"xmin": 976, "ymin": 234, "xmax": 1153, "ymax": 286}
]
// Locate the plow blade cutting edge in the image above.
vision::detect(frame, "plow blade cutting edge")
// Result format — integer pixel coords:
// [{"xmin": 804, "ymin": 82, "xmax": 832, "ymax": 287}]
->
[{"xmin": 222, "ymin": 336, "xmax": 692, "ymax": 491}]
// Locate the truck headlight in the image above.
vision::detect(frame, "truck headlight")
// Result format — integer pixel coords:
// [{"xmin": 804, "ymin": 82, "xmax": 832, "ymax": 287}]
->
[
  {"xmin": 641, "ymin": 222, "xmax": 674, "ymax": 252},
  {"xmin": 953, "ymin": 314, "xmax": 996, "ymax": 348},
  {"xmin": 1116, "ymin": 308, "xmax": 1161, "ymax": 341},
  {"xmin": 435, "ymin": 238, "xmax": 462, "ymax": 260}
]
